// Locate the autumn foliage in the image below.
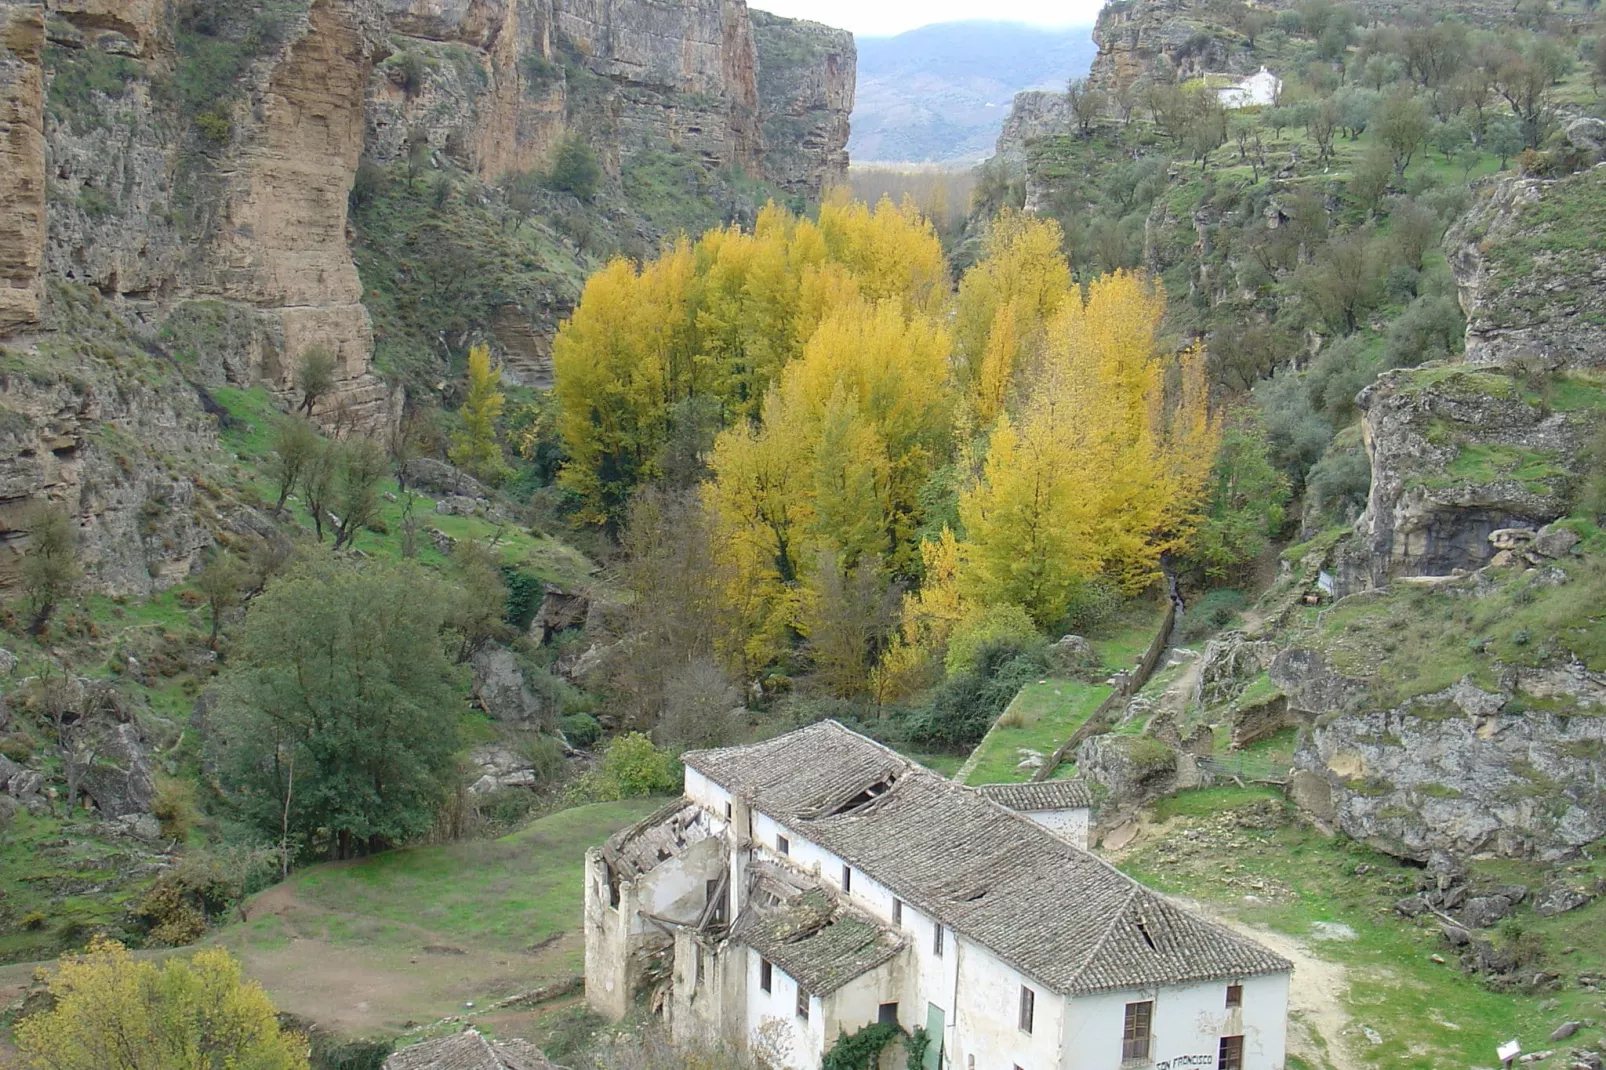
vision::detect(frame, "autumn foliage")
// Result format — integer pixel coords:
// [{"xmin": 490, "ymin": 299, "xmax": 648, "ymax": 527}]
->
[
  {"xmin": 553, "ymin": 195, "xmax": 1218, "ymax": 692},
  {"xmin": 14, "ymin": 938, "xmax": 307, "ymax": 1070}
]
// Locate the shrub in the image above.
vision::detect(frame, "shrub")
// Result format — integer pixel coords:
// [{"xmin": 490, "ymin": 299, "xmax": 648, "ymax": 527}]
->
[
  {"xmin": 194, "ymin": 104, "xmax": 233, "ymax": 144},
  {"xmin": 522, "ymin": 734, "xmax": 567, "ymax": 783},
  {"xmin": 521, "ymin": 52, "xmax": 561, "ymax": 92},
  {"xmin": 547, "ymin": 134, "xmax": 602, "ymax": 201},
  {"xmin": 944, "ymin": 603, "xmax": 1041, "ymax": 677},
  {"xmin": 559, "ymin": 712, "xmax": 602, "ymax": 748},
  {"xmin": 905, "ymin": 648, "xmax": 1046, "ymax": 749},
  {"xmin": 153, "ymin": 777, "xmax": 202, "ymax": 841}
]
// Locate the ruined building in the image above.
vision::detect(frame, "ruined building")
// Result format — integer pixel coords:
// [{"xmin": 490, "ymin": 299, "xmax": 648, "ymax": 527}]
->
[{"xmin": 584, "ymin": 721, "xmax": 1292, "ymax": 1069}]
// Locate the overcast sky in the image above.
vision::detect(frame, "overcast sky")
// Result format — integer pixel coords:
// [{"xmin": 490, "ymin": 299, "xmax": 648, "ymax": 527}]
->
[{"xmin": 755, "ymin": 1, "xmax": 1105, "ymax": 38}]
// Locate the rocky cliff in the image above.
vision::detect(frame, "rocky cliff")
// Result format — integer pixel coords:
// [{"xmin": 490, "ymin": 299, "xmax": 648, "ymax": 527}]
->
[
  {"xmin": 0, "ymin": 0, "xmax": 853, "ymax": 595},
  {"xmin": 1448, "ymin": 162, "xmax": 1606, "ymax": 372},
  {"xmin": 1085, "ymin": 0, "xmax": 1259, "ymax": 98},
  {"xmin": 992, "ymin": 89, "xmax": 1072, "ymax": 165},
  {"xmin": 366, "ymin": 0, "xmax": 852, "ymax": 195}
]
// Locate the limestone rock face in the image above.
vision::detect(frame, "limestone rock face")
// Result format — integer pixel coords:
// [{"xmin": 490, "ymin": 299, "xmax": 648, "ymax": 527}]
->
[
  {"xmin": 993, "ymin": 90, "xmax": 1073, "ymax": 166},
  {"xmin": 82, "ymin": 722, "xmax": 157, "ymax": 820},
  {"xmin": 366, "ymin": 1, "xmax": 852, "ymax": 197},
  {"xmin": 1290, "ymin": 667, "xmax": 1606, "ymax": 861},
  {"xmin": 1086, "ymin": 0, "xmax": 1258, "ymax": 99},
  {"xmin": 0, "ymin": 2, "xmax": 45, "ymax": 332},
  {"xmin": 1448, "ymin": 167, "xmax": 1606, "ymax": 372},
  {"xmin": 1352, "ymin": 365, "xmax": 1589, "ymax": 585},
  {"xmin": 751, "ymin": 9, "xmax": 853, "ymax": 196}
]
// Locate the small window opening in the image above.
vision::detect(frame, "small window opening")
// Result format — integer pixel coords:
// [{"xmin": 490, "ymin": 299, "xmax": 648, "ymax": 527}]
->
[
  {"xmin": 1226, "ymin": 983, "xmax": 1243, "ymax": 1008},
  {"xmin": 842, "ymin": 865, "xmax": 852, "ymax": 893},
  {"xmin": 893, "ymin": 898, "xmax": 903, "ymax": 926},
  {"xmin": 878, "ymin": 1002, "xmax": 899, "ymax": 1025},
  {"xmin": 1018, "ymin": 985, "xmax": 1035, "ymax": 1034},
  {"xmin": 777, "ymin": 834, "xmax": 790, "ymax": 856},
  {"xmin": 760, "ymin": 958, "xmax": 772, "ymax": 993},
  {"xmin": 796, "ymin": 984, "xmax": 810, "ymax": 1021},
  {"xmin": 933, "ymin": 924, "xmax": 944, "ymax": 958},
  {"xmin": 725, "ymin": 801, "xmax": 733, "ymax": 820}
]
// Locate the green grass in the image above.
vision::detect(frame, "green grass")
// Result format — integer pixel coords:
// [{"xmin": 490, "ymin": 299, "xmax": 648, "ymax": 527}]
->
[
  {"xmin": 1087, "ymin": 600, "xmax": 1169, "ymax": 672},
  {"xmin": 219, "ymin": 800, "xmax": 662, "ymax": 965},
  {"xmin": 1433, "ymin": 442, "xmax": 1569, "ymax": 495},
  {"xmin": 1304, "ymin": 554, "xmax": 1606, "ymax": 708},
  {"xmin": 962, "ymin": 678, "xmax": 1114, "ymax": 786},
  {"xmin": 0, "ymin": 810, "xmax": 152, "ymax": 964},
  {"xmin": 1122, "ymin": 790, "xmax": 1606, "ymax": 1068}
]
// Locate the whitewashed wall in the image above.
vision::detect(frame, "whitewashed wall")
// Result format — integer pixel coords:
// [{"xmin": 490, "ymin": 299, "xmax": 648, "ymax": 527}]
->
[
  {"xmin": 951, "ymin": 940, "xmax": 1067, "ymax": 1070},
  {"xmin": 745, "ymin": 948, "xmax": 828, "ymax": 1070},
  {"xmin": 1023, "ymin": 807, "xmax": 1091, "ymax": 850},
  {"xmin": 1061, "ymin": 973, "xmax": 1289, "ymax": 1070}
]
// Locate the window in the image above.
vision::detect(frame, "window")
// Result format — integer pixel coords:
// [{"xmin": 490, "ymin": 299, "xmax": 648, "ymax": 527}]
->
[
  {"xmin": 796, "ymin": 984, "xmax": 810, "ymax": 1021},
  {"xmin": 878, "ymin": 1002, "xmax": 899, "ymax": 1025},
  {"xmin": 725, "ymin": 801, "xmax": 733, "ymax": 820},
  {"xmin": 760, "ymin": 958, "xmax": 772, "ymax": 994},
  {"xmin": 1122, "ymin": 1001, "xmax": 1153, "ymax": 1061},
  {"xmin": 706, "ymin": 878, "xmax": 728, "ymax": 926},
  {"xmin": 933, "ymin": 924, "xmax": 944, "ymax": 958},
  {"xmin": 843, "ymin": 865, "xmax": 852, "ymax": 893},
  {"xmin": 1219, "ymin": 1035, "xmax": 1245, "ymax": 1070},
  {"xmin": 695, "ymin": 946, "xmax": 704, "ymax": 985},
  {"xmin": 1018, "ymin": 985, "xmax": 1035, "ymax": 1034},
  {"xmin": 777, "ymin": 834, "xmax": 790, "ymax": 856},
  {"xmin": 1226, "ymin": 983, "xmax": 1243, "ymax": 1009},
  {"xmin": 893, "ymin": 898, "xmax": 903, "ymax": 926}
]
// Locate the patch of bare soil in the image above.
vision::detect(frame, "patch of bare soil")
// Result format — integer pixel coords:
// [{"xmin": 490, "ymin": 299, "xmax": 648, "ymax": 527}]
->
[{"xmin": 218, "ymin": 884, "xmax": 576, "ymax": 1038}]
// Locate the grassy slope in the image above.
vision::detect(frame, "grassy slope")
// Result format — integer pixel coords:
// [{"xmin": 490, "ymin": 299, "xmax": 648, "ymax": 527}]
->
[
  {"xmin": 961, "ymin": 602, "xmax": 1166, "ymax": 785},
  {"xmin": 1121, "ymin": 788, "xmax": 1606, "ymax": 1069}
]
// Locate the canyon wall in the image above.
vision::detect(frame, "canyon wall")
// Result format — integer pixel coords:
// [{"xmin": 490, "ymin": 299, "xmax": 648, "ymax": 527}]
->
[{"xmin": 0, "ymin": 0, "xmax": 853, "ymax": 592}]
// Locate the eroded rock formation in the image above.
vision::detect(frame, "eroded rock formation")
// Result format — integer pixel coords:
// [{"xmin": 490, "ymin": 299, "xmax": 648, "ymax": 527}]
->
[{"xmin": 0, "ymin": 2, "xmax": 45, "ymax": 332}]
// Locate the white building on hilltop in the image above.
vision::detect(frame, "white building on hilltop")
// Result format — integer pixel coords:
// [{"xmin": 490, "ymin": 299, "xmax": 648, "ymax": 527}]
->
[{"xmin": 584, "ymin": 721, "xmax": 1291, "ymax": 1070}]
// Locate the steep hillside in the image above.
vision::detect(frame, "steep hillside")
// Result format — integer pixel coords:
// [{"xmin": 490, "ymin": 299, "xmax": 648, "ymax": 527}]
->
[
  {"xmin": 0, "ymin": 0, "xmax": 853, "ymax": 979},
  {"xmin": 850, "ymin": 20, "xmax": 1096, "ymax": 164}
]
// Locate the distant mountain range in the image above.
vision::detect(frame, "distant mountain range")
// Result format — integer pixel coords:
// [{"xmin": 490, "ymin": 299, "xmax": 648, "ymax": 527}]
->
[{"xmin": 848, "ymin": 21, "xmax": 1098, "ymax": 166}]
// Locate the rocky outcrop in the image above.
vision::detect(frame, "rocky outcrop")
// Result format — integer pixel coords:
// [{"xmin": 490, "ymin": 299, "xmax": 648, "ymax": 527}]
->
[
  {"xmin": 1448, "ymin": 166, "xmax": 1606, "ymax": 371},
  {"xmin": 1086, "ymin": 0, "xmax": 1258, "ymax": 98},
  {"xmin": 751, "ymin": 10, "xmax": 853, "ymax": 195},
  {"xmin": 471, "ymin": 644, "xmax": 550, "ymax": 724},
  {"xmin": 1295, "ymin": 674, "xmax": 1606, "ymax": 862},
  {"xmin": 82, "ymin": 721, "xmax": 157, "ymax": 819},
  {"xmin": 1352, "ymin": 365, "xmax": 1589, "ymax": 585},
  {"xmin": 367, "ymin": 1, "xmax": 852, "ymax": 196},
  {"xmin": 0, "ymin": 2, "xmax": 45, "ymax": 332},
  {"xmin": 993, "ymin": 90, "xmax": 1073, "ymax": 165}
]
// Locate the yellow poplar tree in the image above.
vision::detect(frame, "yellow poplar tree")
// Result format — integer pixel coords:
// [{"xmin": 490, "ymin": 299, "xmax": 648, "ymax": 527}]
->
[
  {"xmin": 954, "ymin": 208, "xmax": 1072, "ymax": 404},
  {"xmin": 957, "ymin": 271, "xmax": 1218, "ymax": 627},
  {"xmin": 14, "ymin": 937, "xmax": 308, "ymax": 1070},
  {"xmin": 450, "ymin": 343, "xmax": 509, "ymax": 485}
]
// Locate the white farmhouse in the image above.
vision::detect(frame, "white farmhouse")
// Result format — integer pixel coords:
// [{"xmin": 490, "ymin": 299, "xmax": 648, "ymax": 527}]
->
[
  {"xmin": 976, "ymin": 780, "xmax": 1096, "ymax": 850},
  {"xmin": 584, "ymin": 721, "xmax": 1291, "ymax": 1070}
]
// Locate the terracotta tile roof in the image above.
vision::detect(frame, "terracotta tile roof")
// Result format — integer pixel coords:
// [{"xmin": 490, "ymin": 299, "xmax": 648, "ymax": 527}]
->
[
  {"xmin": 734, "ymin": 886, "xmax": 906, "ymax": 995},
  {"xmin": 976, "ymin": 780, "xmax": 1095, "ymax": 811},
  {"xmin": 384, "ymin": 1029, "xmax": 557, "ymax": 1070},
  {"xmin": 684, "ymin": 722, "xmax": 1290, "ymax": 997}
]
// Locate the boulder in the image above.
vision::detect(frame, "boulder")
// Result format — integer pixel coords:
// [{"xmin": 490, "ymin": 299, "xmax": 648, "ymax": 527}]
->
[
  {"xmin": 1461, "ymin": 894, "xmax": 1518, "ymax": 929},
  {"xmin": 1194, "ymin": 633, "xmax": 1279, "ymax": 709},
  {"xmin": 1045, "ymin": 634, "xmax": 1098, "ymax": 673},
  {"xmin": 81, "ymin": 723, "xmax": 157, "ymax": 819},
  {"xmin": 533, "ymin": 585, "xmax": 590, "ymax": 643},
  {"xmin": 1534, "ymin": 883, "xmax": 1593, "ymax": 918},
  {"xmin": 403, "ymin": 458, "xmax": 489, "ymax": 500},
  {"xmin": 0, "ymin": 753, "xmax": 20, "ymax": 791},
  {"xmin": 112, "ymin": 812, "xmax": 162, "ymax": 841},
  {"xmin": 0, "ymin": 648, "xmax": 16, "ymax": 674},
  {"xmin": 1287, "ymin": 769, "xmax": 1335, "ymax": 825},
  {"xmin": 435, "ymin": 495, "xmax": 482, "ymax": 518},
  {"xmin": 1489, "ymin": 527, "xmax": 1537, "ymax": 551},
  {"xmin": 1532, "ymin": 525, "xmax": 1582, "ymax": 559},
  {"xmin": 1564, "ymin": 116, "xmax": 1606, "ymax": 156},
  {"xmin": 470, "ymin": 646, "xmax": 546, "ymax": 724}
]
